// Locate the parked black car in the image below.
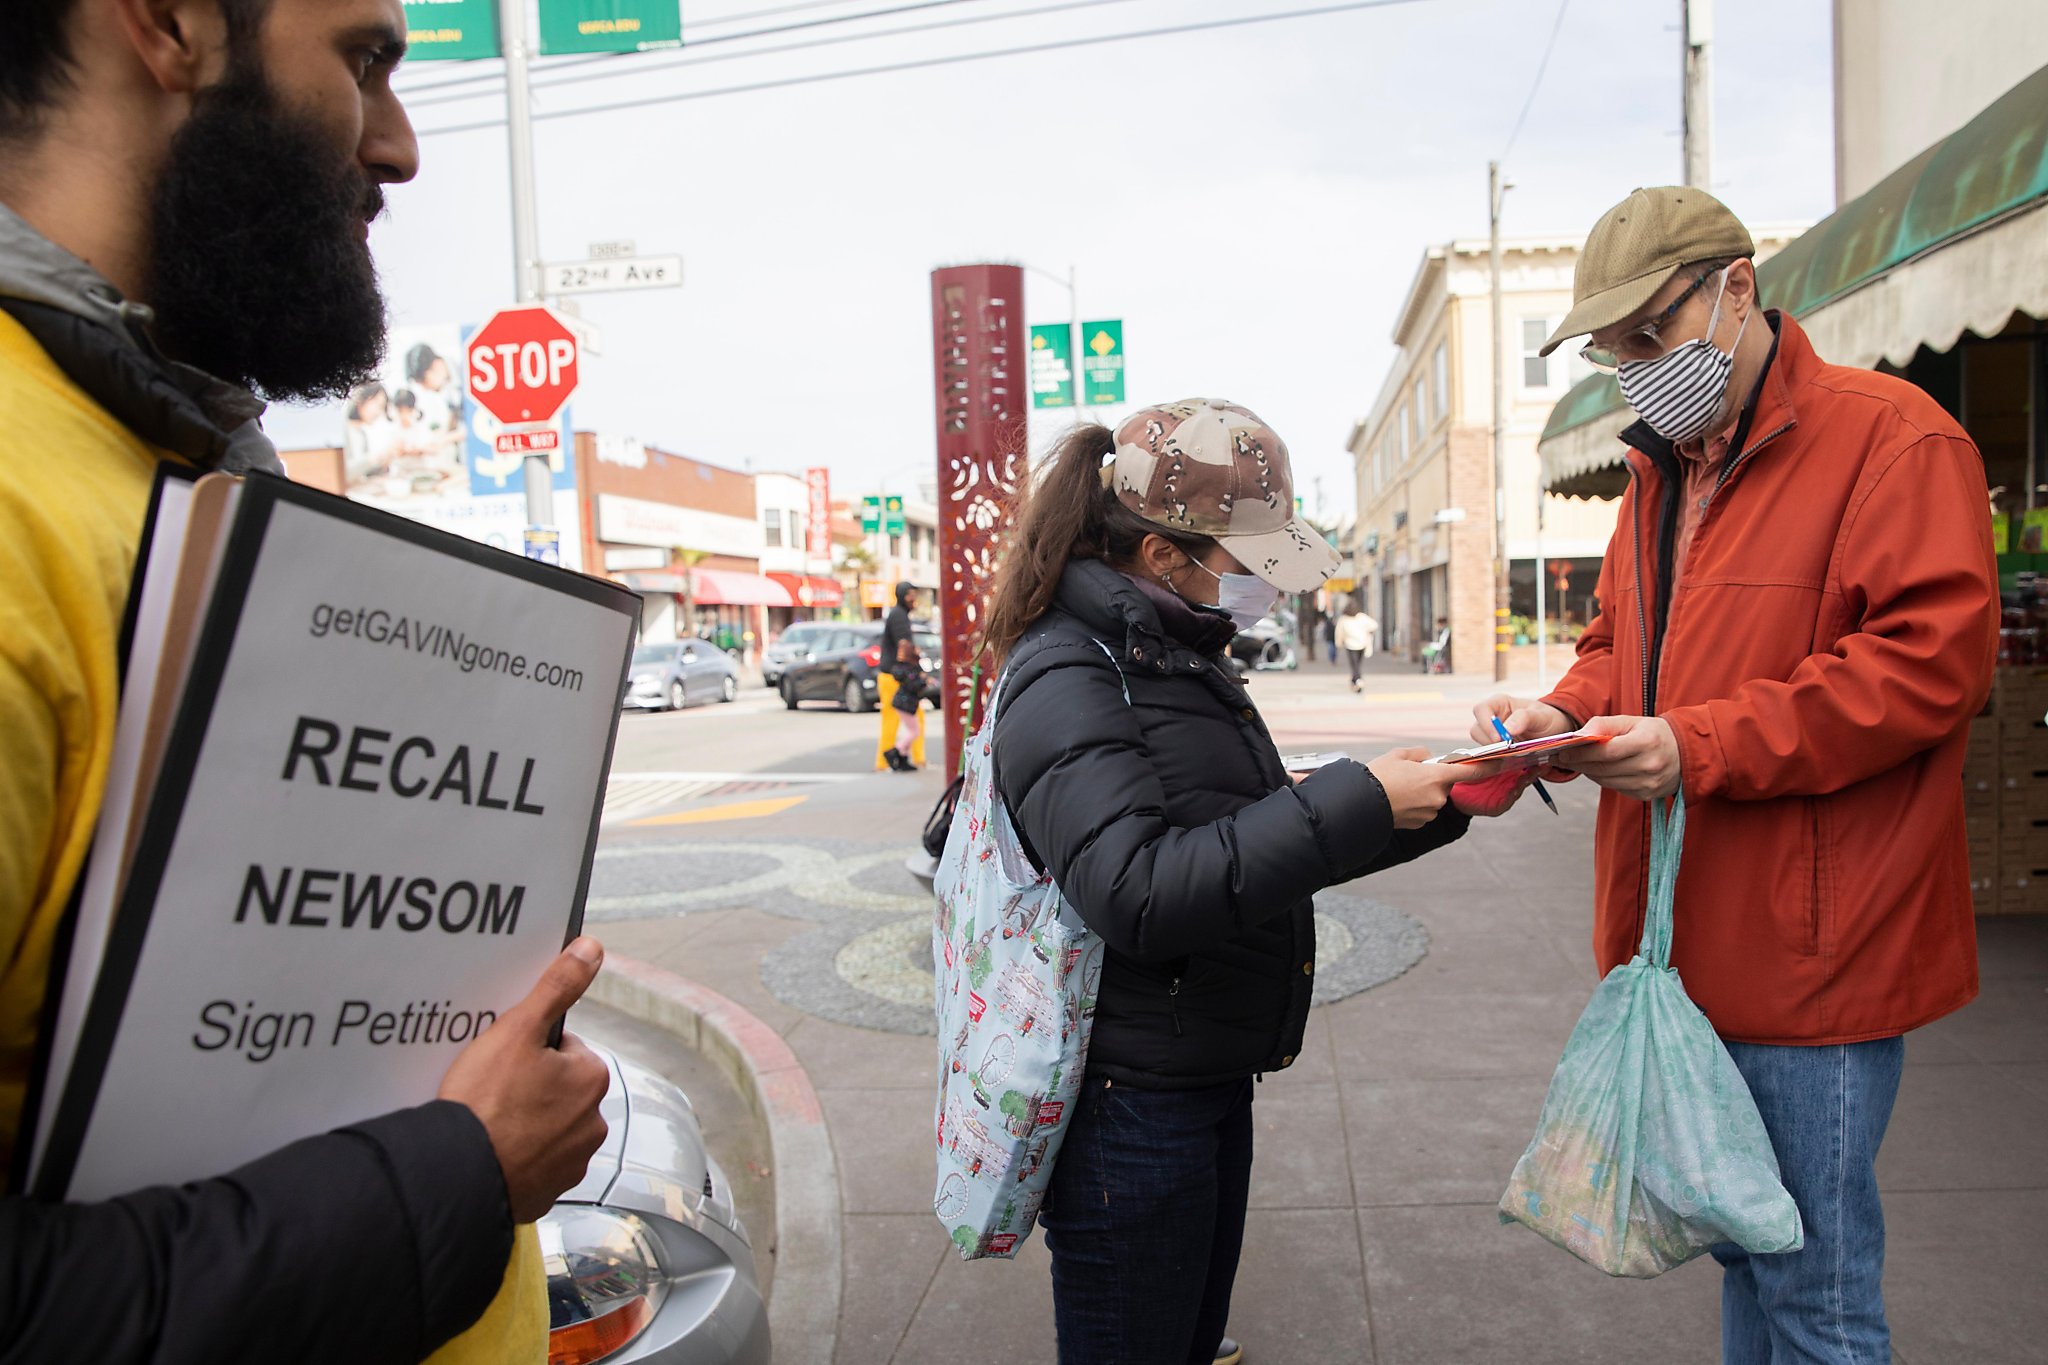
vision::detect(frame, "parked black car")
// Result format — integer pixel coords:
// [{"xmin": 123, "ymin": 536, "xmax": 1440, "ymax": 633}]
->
[
  {"xmin": 779, "ymin": 621, "xmax": 940, "ymax": 713},
  {"xmin": 761, "ymin": 620, "xmax": 836, "ymax": 689},
  {"xmin": 622, "ymin": 639, "xmax": 744, "ymax": 712}
]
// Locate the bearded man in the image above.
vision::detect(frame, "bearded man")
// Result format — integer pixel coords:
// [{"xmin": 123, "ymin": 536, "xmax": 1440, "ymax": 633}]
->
[{"xmin": 0, "ymin": 3, "xmax": 611, "ymax": 1361}]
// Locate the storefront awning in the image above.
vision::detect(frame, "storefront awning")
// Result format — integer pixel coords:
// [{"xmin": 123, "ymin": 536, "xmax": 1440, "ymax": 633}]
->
[
  {"xmin": 765, "ymin": 572, "xmax": 845, "ymax": 609},
  {"xmin": 1541, "ymin": 60, "xmax": 2048, "ymax": 500},
  {"xmin": 688, "ymin": 568, "xmax": 793, "ymax": 607},
  {"xmin": 620, "ymin": 568, "xmax": 794, "ymax": 606}
]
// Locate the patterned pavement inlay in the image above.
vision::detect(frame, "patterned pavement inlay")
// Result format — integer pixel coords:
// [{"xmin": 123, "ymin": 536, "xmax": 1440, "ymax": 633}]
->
[{"xmin": 587, "ymin": 835, "xmax": 1430, "ymax": 1035}]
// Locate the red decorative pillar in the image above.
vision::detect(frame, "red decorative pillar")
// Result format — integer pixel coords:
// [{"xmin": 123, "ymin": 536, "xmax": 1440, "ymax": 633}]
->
[{"xmin": 931, "ymin": 264, "xmax": 1026, "ymax": 780}]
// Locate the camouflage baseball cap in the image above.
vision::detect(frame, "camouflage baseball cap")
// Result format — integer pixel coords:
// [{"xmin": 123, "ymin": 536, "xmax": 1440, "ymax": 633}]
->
[{"xmin": 1108, "ymin": 398, "xmax": 1341, "ymax": 592}]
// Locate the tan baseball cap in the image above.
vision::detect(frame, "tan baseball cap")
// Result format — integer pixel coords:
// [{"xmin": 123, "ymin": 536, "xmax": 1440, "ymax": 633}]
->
[
  {"xmin": 1539, "ymin": 186, "xmax": 1756, "ymax": 357},
  {"xmin": 1108, "ymin": 398, "xmax": 1341, "ymax": 592}
]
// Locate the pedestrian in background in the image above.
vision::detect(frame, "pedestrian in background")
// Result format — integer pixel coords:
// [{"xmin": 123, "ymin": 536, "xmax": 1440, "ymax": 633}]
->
[
  {"xmin": 1477, "ymin": 186, "xmax": 1997, "ymax": 1364},
  {"xmin": 978, "ymin": 398, "xmax": 1525, "ymax": 1365},
  {"xmin": 1336, "ymin": 597, "xmax": 1376, "ymax": 692},
  {"xmin": 0, "ymin": 2, "xmax": 610, "ymax": 1360},
  {"xmin": 1321, "ymin": 609, "xmax": 1337, "ymax": 664},
  {"xmin": 882, "ymin": 580, "xmax": 929, "ymax": 771}
]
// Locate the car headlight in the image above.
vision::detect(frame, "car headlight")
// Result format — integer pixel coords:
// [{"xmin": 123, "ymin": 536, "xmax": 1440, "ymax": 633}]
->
[{"xmin": 541, "ymin": 1207, "xmax": 668, "ymax": 1365}]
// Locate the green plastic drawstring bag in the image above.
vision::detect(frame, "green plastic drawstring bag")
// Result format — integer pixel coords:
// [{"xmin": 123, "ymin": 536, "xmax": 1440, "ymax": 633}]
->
[{"xmin": 1498, "ymin": 792, "xmax": 1804, "ymax": 1277}]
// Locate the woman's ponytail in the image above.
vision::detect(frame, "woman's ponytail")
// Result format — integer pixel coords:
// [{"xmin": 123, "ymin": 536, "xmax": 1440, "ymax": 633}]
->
[{"xmin": 978, "ymin": 423, "xmax": 1212, "ymax": 668}]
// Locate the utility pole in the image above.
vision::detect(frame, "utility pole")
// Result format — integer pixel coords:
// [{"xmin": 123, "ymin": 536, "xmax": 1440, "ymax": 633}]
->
[
  {"xmin": 1682, "ymin": 0, "xmax": 1713, "ymax": 189},
  {"xmin": 498, "ymin": 0, "xmax": 554, "ymax": 542},
  {"xmin": 1488, "ymin": 161, "xmax": 1510, "ymax": 683}
]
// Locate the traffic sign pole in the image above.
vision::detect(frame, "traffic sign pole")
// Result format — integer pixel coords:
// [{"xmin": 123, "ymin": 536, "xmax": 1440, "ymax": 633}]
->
[{"xmin": 495, "ymin": 0, "xmax": 554, "ymax": 539}]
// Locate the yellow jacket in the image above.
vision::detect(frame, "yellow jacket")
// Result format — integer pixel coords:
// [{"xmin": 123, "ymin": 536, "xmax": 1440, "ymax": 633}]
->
[{"xmin": 0, "ymin": 307, "xmax": 543, "ymax": 1363}]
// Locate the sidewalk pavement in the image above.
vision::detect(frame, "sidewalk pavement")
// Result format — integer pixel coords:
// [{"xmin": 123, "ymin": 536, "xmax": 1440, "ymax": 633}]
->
[{"xmin": 591, "ymin": 667, "xmax": 2048, "ymax": 1365}]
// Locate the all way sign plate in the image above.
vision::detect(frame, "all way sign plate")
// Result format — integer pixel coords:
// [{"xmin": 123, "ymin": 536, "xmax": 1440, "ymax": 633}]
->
[
  {"xmin": 547, "ymin": 254, "xmax": 682, "ymax": 295},
  {"xmin": 495, "ymin": 428, "xmax": 561, "ymax": 456}
]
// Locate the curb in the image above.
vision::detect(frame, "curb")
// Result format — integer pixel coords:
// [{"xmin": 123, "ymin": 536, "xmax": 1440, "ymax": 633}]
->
[{"xmin": 591, "ymin": 954, "xmax": 841, "ymax": 1365}]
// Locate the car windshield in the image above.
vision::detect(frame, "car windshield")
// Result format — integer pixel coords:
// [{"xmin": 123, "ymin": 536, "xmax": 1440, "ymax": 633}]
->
[{"xmin": 632, "ymin": 644, "xmax": 680, "ymax": 665}]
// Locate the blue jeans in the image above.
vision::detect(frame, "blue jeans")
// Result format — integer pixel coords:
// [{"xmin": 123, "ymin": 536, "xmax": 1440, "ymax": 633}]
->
[
  {"xmin": 1040, "ymin": 1074, "xmax": 1254, "ymax": 1365},
  {"xmin": 1712, "ymin": 1037, "xmax": 1906, "ymax": 1365}
]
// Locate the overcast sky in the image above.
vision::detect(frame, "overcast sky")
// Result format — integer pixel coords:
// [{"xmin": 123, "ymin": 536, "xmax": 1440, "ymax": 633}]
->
[{"xmin": 267, "ymin": 0, "xmax": 1836, "ymax": 521}]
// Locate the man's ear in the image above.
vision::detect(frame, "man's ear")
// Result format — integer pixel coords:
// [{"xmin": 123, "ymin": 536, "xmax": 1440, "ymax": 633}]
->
[
  {"xmin": 109, "ymin": 0, "xmax": 234, "ymax": 95},
  {"xmin": 1727, "ymin": 257, "xmax": 1759, "ymax": 308}
]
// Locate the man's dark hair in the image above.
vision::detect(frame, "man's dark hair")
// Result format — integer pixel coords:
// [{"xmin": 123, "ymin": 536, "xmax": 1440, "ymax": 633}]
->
[{"xmin": 1, "ymin": 0, "xmax": 270, "ymax": 141}]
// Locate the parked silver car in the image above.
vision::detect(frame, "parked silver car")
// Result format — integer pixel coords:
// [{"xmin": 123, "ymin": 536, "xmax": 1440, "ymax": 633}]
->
[
  {"xmin": 542, "ymin": 1049, "xmax": 771, "ymax": 1364},
  {"xmin": 622, "ymin": 640, "xmax": 743, "ymax": 712}
]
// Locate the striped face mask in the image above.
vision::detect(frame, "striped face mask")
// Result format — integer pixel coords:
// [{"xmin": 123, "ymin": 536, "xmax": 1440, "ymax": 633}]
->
[{"xmin": 1616, "ymin": 270, "xmax": 1749, "ymax": 443}]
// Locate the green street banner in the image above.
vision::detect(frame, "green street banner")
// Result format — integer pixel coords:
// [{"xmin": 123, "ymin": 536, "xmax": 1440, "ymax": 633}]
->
[
  {"xmin": 861, "ymin": 496, "xmax": 883, "ymax": 534},
  {"xmin": 884, "ymin": 496, "xmax": 906, "ymax": 536},
  {"xmin": 1029, "ymin": 324, "xmax": 1075, "ymax": 410},
  {"xmin": 403, "ymin": 0, "xmax": 500, "ymax": 60},
  {"xmin": 1081, "ymin": 321, "xmax": 1125, "ymax": 406},
  {"xmin": 538, "ymin": 0, "xmax": 683, "ymax": 54}
]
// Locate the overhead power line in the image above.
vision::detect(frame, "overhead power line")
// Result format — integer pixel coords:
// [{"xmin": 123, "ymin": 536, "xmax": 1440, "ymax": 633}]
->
[
  {"xmin": 415, "ymin": 0, "xmax": 1432, "ymax": 136},
  {"xmin": 403, "ymin": 0, "xmax": 1152, "ymax": 108},
  {"xmin": 1498, "ymin": 0, "xmax": 1569, "ymax": 165},
  {"xmin": 395, "ymin": 0, "xmax": 997, "ymax": 96}
]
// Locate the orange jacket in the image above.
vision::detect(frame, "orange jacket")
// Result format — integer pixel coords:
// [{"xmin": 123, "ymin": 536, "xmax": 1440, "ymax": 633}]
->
[{"xmin": 1545, "ymin": 313, "xmax": 1998, "ymax": 1045}]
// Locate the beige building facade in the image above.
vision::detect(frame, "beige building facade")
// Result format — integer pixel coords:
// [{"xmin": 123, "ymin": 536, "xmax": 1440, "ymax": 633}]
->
[{"xmin": 1348, "ymin": 238, "xmax": 1621, "ymax": 675}]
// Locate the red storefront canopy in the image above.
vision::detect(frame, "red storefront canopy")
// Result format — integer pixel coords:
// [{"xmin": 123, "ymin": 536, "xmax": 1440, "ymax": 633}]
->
[
  {"xmin": 765, "ymin": 573, "xmax": 845, "ymax": 609},
  {"xmin": 688, "ymin": 567, "xmax": 793, "ymax": 607}
]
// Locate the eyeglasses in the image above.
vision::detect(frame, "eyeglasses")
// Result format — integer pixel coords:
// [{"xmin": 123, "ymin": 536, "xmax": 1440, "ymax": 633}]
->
[{"xmin": 1579, "ymin": 267, "xmax": 1721, "ymax": 373}]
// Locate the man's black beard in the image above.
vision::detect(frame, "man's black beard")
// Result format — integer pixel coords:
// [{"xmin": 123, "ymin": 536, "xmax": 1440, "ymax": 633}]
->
[{"xmin": 147, "ymin": 65, "xmax": 389, "ymax": 403}]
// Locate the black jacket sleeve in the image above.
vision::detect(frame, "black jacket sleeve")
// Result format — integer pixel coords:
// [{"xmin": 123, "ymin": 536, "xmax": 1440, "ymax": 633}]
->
[
  {"xmin": 994, "ymin": 654, "xmax": 1426, "ymax": 964},
  {"xmin": 0, "ymin": 1100, "xmax": 512, "ymax": 1365}
]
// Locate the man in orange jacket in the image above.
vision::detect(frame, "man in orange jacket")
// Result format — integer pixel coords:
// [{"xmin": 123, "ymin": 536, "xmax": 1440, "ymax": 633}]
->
[{"xmin": 1478, "ymin": 187, "xmax": 1997, "ymax": 1363}]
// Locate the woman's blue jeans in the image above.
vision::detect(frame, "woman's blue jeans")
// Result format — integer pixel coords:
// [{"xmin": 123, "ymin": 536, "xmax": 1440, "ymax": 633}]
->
[
  {"xmin": 1713, "ymin": 1036, "xmax": 1906, "ymax": 1365},
  {"xmin": 1040, "ymin": 1074, "xmax": 1255, "ymax": 1365}
]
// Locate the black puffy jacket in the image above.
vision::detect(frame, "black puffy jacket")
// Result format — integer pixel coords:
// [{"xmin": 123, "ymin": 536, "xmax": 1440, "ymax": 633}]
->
[{"xmin": 993, "ymin": 560, "xmax": 1467, "ymax": 1089}]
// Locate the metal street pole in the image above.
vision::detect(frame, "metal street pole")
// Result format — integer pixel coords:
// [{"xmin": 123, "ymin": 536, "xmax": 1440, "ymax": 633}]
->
[
  {"xmin": 1682, "ymin": 0, "xmax": 1713, "ymax": 189},
  {"xmin": 498, "ymin": 0, "xmax": 553, "ymax": 538},
  {"xmin": 1069, "ymin": 264, "xmax": 1086, "ymax": 421},
  {"xmin": 1488, "ymin": 161, "xmax": 1509, "ymax": 683},
  {"xmin": 1535, "ymin": 483, "xmax": 1548, "ymax": 687}
]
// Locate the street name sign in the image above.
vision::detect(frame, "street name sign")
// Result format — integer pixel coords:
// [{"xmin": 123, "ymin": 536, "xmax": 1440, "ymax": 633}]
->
[
  {"xmin": 546, "ymin": 254, "xmax": 683, "ymax": 296},
  {"xmin": 862, "ymin": 496, "xmax": 882, "ymax": 534},
  {"xmin": 402, "ymin": 0, "xmax": 500, "ymax": 60},
  {"xmin": 538, "ymin": 0, "xmax": 683, "ymax": 54},
  {"xmin": 1029, "ymin": 324, "xmax": 1075, "ymax": 409},
  {"xmin": 1081, "ymin": 321, "xmax": 1126, "ymax": 406},
  {"xmin": 467, "ymin": 307, "xmax": 580, "ymax": 425}
]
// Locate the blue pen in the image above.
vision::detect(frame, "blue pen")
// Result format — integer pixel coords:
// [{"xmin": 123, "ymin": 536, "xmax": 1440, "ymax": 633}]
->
[{"xmin": 1493, "ymin": 715, "xmax": 1560, "ymax": 815}]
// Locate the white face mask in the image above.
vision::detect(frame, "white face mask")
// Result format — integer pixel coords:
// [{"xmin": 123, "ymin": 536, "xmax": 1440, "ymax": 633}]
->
[
  {"xmin": 1615, "ymin": 269, "xmax": 1750, "ymax": 443},
  {"xmin": 1181, "ymin": 555, "xmax": 1280, "ymax": 631}
]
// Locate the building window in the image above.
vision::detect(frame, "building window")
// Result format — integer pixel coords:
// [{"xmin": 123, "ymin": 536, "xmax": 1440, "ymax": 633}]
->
[
  {"xmin": 787, "ymin": 510, "xmax": 802, "ymax": 548},
  {"xmin": 1396, "ymin": 405, "xmax": 1409, "ymax": 462},
  {"xmin": 890, "ymin": 533, "xmax": 903, "ymax": 557},
  {"xmin": 1411, "ymin": 377, "xmax": 1426, "ymax": 442},
  {"xmin": 1521, "ymin": 318, "xmax": 1553, "ymax": 389},
  {"xmin": 762, "ymin": 508, "xmax": 783, "ymax": 548},
  {"xmin": 1432, "ymin": 341, "xmax": 1448, "ymax": 420}
]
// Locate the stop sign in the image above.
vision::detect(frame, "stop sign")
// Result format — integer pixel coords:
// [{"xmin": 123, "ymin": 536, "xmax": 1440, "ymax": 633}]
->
[{"xmin": 466, "ymin": 307, "xmax": 579, "ymax": 425}]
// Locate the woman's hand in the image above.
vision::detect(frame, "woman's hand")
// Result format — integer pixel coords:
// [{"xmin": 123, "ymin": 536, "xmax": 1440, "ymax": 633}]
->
[{"xmin": 1367, "ymin": 747, "xmax": 1489, "ymax": 829}]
